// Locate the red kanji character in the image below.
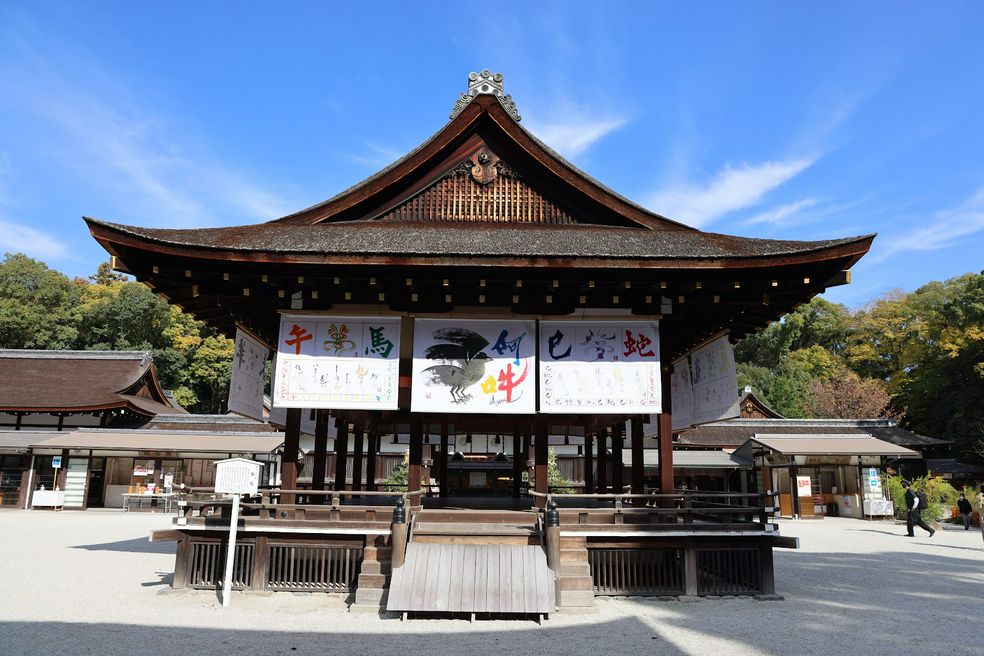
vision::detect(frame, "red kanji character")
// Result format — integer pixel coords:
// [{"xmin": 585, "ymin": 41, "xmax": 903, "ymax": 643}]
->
[
  {"xmin": 285, "ymin": 324, "xmax": 313, "ymax": 354},
  {"xmin": 496, "ymin": 362, "xmax": 529, "ymax": 403},
  {"xmin": 624, "ymin": 330, "xmax": 656, "ymax": 357}
]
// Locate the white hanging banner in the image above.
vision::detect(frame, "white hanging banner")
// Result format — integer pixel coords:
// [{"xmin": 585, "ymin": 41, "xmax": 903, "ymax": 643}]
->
[
  {"xmin": 671, "ymin": 334, "xmax": 740, "ymax": 430},
  {"xmin": 228, "ymin": 328, "xmax": 269, "ymax": 422},
  {"xmin": 539, "ymin": 320, "xmax": 661, "ymax": 414},
  {"xmin": 272, "ymin": 315, "xmax": 401, "ymax": 410},
  {"xmin": 411, "ymin": 318, "xmax": 536, "ymax": 414}
]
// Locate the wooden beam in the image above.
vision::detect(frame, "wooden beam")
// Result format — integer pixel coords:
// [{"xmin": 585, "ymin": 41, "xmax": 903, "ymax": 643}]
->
[
  {"xmin": 333, "ymin": 417, "xmax": 349, "ymax": 492},
  {"xmin": 658, "ymin": 368, "xmax": 674, "ymax": 496},
  {"xmin": 282, "ymin": 408, "xmax": 301, "ymax": 504},
  {"xmin": 365, "ymin": 429, "xmax": 378, "ymax": 492},
  {"xmin": 611, "ymin": 422, "xmax": 624, "ymax": 493},
  {"xmin": 584, "ymin": 430, "xmax": 595, "ymax": 494},
  {"xmin": 351, "ymin": 424, "xmax": 365, "ymax": 493},
  {"xmin": 311, "ymin": 410, "xmax": 329, "ymax": 491},
  {"xmin": 630, "ymin": 416, "xmax": 645, "ymax": 495},
  {"xmin": 534, "ymin": 415, "xmax": 548, "ymax": 508},
  {"xmin": 408, "ymin": 415, "xmax": 423, "ymax": 497},
  {"xmin": 597, "ymin": 429, "xmax": 608, "ymax": 494}
]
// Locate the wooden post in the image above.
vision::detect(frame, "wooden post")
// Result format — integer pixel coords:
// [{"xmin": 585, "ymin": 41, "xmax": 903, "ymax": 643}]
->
[
  {"xmin": 597, "ymin": 429, "xmax": 608, "ymax": 494},
  {"xmin": 365, "ymin": 430, "xmax": 378, "ymax": 492},
  {"xmin": 534, "ymin": 416, "xmax": 548, "ymax": 507},
  {"xmin": 439, "ymin": 417, "xmax": 450, "ymax": 498},
  {"xmin": 512, "ymin": 429, "xmax": 523, "ymax": 498},
  {"xmin": 612, "ymin": 423, "xmax": 624, "ymax": 493},
  {"xmin": 311, "ymin": 410, "xmax": 329, "ymax": 491},
  {"xmin": 408, "ymin": 415, "xmax": 423, "ymax": 498},
  {"xmin": 657, "ymin": 368, "xmax": 674, "ymax": 495},
  {"xmin": 683, "ymin": 538, "xmax": 698, "ymax": 596},
  {"xmin": 281, "ymin": 409, "xmax": 301, "ymax": 504},
  {"xmin": 252, "ymin": 536, "xmax": 269, "ymax": 591},
  {"xmin": 791, "ymin": 464, "xmax": 801, "ymax": 518},
  {"xmin": 630, "ymin": 417, "xmax": 645, "ymax": 495},
  {"xmin": 391, "ymin": 498, "xmax": 408, "ymax": 569},
  {"xmin": 352, "ymin": 424, "xmax": 365, "ymax": 493},
  {"xmin": 584, "ymin": 431, "xmax": 595, "ymax": 494},
  {"xmin": 172, "ymin": 535, "xmax": 191, "ymax": 589},
  {"xmin": 334, "ymin": 418, "xmax": 349, "ymax": 492},
  {"xmin": 544, "ymin": 500, "xmax": 561, "ymax": 609}
]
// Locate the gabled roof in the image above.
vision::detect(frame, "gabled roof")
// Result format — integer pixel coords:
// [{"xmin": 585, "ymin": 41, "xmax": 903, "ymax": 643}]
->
[
  {"xmin": 677, "ymin": 418, "xmax": 949, "ymax": 449},
  {"xmin": 32, "ymin": 429, "xmax": 283, "ymax": 454},
  {"xmin": 738, "ymin": 389, "xmax": 784, "ymax": 419},
  {"xmin": 0, "ymin": 350, "xmax": 185, "ymax": 417},
  {"xmin": 738, "ymin": 434, "xmax": 918, "ymax": 458}
]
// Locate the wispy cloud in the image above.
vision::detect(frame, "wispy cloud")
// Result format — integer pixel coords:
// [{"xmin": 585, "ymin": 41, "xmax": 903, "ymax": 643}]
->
[
  {"xmin": 524, "ymin": 111, "xmax": 628, "ymax": 160},
  {"xmin": 343, "ymin": 140, "xmax": 407, "ymax": 170},
  {"xmin": 0, "ymin": 23, "xmax": 295, "ymax": 227},
  {"xmin": 646, "ymin": 158, "xmax": 815, "ymax": 228},
  {"xmin": 743, "ymin": 198, "xmax": 821, "ymax": 226},
  {"xmin": 0, "ymin": 153, "xmax": 69, "ymax": 259},
  {"xmin": 873, "ymin": 187, "xmax": 984, "ymax": 262}
]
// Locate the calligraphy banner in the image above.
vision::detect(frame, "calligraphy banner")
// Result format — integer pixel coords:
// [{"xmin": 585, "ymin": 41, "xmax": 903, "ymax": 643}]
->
[
  {"xmin": 228, "ymin": 328, "xmax": 269, "ymax": 421},
  {"xmin": 671, "ymin": 334, "xmax": 739, "ymax": 430},
  {"xmin": 411, "ymin": 318, "xmax": 536, "ymax": 414},
  {"xmin": 272, "ymin": 315, "xmax": 401, "ymax": 410},
  {"xmin": 539, "ymin": 320, "xmax": 661, "ymax": 414}
]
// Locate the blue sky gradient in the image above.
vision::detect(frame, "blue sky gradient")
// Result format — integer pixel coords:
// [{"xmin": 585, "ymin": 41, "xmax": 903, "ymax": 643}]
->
[{"xmin": 1, "ymin": 2, "xmax": 982, "ymax": 307}]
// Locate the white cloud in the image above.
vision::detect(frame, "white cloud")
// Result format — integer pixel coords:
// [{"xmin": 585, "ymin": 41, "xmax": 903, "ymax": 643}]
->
[
  {"xmin": 523, "ymin": 101, "xmax": 627, "ymax": 160},
  {"xmin": 0, "ymin": 29, "xmax": 295, "ymax": 227},
  {"xmin": 874, "ymin": 187, "xmax": 984, "ymax": 262},
  {"xmin": 344, "ymin": 140, "xmax": 407, "ymax": 170},
  {"xmin": 646, "ymin": 158, "xmax": 815, "ymax": 228},
  {"xmin": 0, "ymin": 218, "xmax": 69, "ymax": 259},
  {"xmin": 743, "ymin": 198, "xmax": 820, "ymax": 226}
]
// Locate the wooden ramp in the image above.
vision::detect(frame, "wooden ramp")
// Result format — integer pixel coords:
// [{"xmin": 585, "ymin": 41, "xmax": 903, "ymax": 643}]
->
[{"xmin": 386, "ymin": 543, "xmax": 555, "ymax": 616}]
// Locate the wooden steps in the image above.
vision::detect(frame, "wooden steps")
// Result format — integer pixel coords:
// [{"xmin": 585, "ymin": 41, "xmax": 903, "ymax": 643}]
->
[
  {"xmin": 413, "ymin": 522, "xmax": 539, "ymax": 545},
  {"xmin": 557, "ymin": 536, "xmax": 595, "ymax": 607}
]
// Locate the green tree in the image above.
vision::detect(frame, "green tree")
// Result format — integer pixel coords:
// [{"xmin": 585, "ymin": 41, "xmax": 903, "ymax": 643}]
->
[{"xmin": 0, "ymin": 253, "xmax": 80, "ymax": 348}]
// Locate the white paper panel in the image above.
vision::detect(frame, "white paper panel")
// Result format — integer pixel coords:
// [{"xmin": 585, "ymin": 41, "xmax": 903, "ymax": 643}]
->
[
  {"xmin": 272, "ymin": 315, "xmax": 401, "ymax": 410},
  {"xmin": 671, "ymin": 335, "xmax": 740, "ymax": 430},
  {"xmin": 411, "ymin": 319, "xmax": 536, "ymax": 414},
  {"xmin": 228, "ymin": 328, "xmax": 269, "ymax": 421},
  {"xmin": 539, "ymin": 320, "xmax": 661, "ymax": 414}
]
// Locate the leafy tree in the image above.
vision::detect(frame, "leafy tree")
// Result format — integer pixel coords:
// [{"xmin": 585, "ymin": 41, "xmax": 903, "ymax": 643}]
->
[
  {"xmin": 0, "ymin": 253, "xmax": 80, "ymax": 348},
  {"xmin": 804, "ymin": 371, "xmax": 894, "ymax": 419},
  {"xmin": 546, "ymin": 448, "xmax": 574, "ymax": 494}
]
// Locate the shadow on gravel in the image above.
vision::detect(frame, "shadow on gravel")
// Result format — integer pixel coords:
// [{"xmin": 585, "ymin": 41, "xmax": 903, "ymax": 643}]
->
[
  {"xmin": 72, "ymin": 537, "xmax": 175, "ymax": 554},
  {"xmin": 0, "ymin": 617, "xmax": 686, "ymax": 656}
]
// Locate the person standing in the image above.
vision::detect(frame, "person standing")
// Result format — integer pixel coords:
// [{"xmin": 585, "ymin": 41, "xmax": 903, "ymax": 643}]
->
[
  {"xmin": 977, "ymin": 486, "xmax": 984, "ymax": 543},
  {"xmin": 902, "ymin": 480, "xmax": 934, "ymax": 537},
  {"xmin": 956, "ymin": 493, "xmax": 973, "ymax": 530}
]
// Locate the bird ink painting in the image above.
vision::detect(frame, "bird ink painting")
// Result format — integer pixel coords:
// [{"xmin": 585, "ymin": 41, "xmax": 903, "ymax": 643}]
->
[
  {"xmin": 421, "ymin": 328, "xmax": 492, "ymax": 403},
  {"xmin": 411, "ymin": 319, "xmax": 537, "ymax": 414}
]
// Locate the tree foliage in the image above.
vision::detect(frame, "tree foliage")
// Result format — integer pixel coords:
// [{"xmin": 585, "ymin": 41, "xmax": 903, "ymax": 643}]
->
[
  {"xmin": 735, "ymin": 273, "xmax": 984, "ymax": 462},
  {"xmin": 0, "ymin": 253, "xmax": 233, "ymax": 414}
]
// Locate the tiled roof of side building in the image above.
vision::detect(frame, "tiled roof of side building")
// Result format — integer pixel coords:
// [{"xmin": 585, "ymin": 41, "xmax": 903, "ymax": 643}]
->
[{"xmin": 677, "ymin": 418, "xmax": 949, "ymax": 448}]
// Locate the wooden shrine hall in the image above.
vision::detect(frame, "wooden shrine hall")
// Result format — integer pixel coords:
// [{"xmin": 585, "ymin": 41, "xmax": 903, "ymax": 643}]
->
[{"xmin": 87, "ymin": 70, "xmax": 873, "ymax": 616}]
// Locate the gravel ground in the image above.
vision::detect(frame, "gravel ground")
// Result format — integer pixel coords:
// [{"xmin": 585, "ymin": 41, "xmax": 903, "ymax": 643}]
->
[{"xmin": 0, "ymin": 510, "xmax": 980, "ymax": 656}]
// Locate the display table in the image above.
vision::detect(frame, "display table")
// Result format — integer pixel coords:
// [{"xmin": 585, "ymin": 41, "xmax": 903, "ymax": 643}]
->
[
  {"xmin": 32, "ymin": 490, "xmax": 65, "ymax": 510},
  {"xmin": 122, "ymin": 492, "xmax": 176, "ymax": 513}
]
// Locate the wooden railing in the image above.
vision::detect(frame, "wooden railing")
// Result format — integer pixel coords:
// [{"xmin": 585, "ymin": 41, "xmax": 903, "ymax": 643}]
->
[{"xmin": 530, "ymin": 490, "xmax": 778, "ymax": 529}]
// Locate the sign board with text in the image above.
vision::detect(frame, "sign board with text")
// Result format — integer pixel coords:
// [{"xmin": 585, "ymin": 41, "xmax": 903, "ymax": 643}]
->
[{"xmin": 214, "ymin": 458, "xmax": 263, "ymax": 496}]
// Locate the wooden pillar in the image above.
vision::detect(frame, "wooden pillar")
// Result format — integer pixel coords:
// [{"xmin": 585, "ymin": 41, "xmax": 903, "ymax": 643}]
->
[
  {"xmin": 584, "ymin": 431, "xmax": 595, "ymax": 494},
  {"xmin": 351, "ymin": 424, "xmax": 365, "ymax": 493},
  {"xmin": 365, "ymin": 430, "xmax": 378, "ymax": 492},
  {"xmin": 439, "ymin": 417, "xmax": 449, "ymax": 498},
  {"xmin": 311, "ymin": 410, "xmax": 329, "ymax": 492},
  {"xmin": 333, "ymin": 418, "xmax": 349, "ymax": 492},
  {"xmin": 281, "ymin": 408, "xmax": 301, "ymax": 504},
  {"xmin": 630, "ymin": 416, "xmax": 645, "ymax": 495},
  {"xmin": 657, "ymin": 368, "xmax": 674, "ymax": 494},
  {"xmin": 534, "ymin": 416, "xmax": 549, "ymax": 508},
  {"xmin": 612, "ymin": 423, "xmax": 624, "ymax": 493},
  {"xmin": 791, "ymin": 464, "xmax": 801, "ymax": 517},
  {"xmin": 597, "ymin": 429, "xmax": 608, "ymax": 494},
  {"xmin": 512, "ymin": 429, "xmax": 523, "ymax": 498},
  {"xmin": 408, "ymin": 415, "xmax": 423, "ymax": 498}
]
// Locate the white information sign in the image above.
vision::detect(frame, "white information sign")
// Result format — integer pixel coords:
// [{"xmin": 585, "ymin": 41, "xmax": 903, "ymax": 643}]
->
[
  {"xmin": 865, "ymin": 467, "xmax": 882, "ymax": 496},
  {"xmin": 538, "ymin": 320, "xmax": 661, "ymax": 414},
  {"xmin": 411, "ymin": 319, "xmax": 536, "ymax": 414},
  {"xmin": 214, "ymin": 458, "xmax": 263, "ymax": 496},
  {"xmin": 228, "ymin": 328, "xmax": 268, "ymax": 421},
  {"xmin": 272, "ymin": 315, "xmax": 401, "ymax": 410},
  {"xmin": 670, "ymin": 335, "xmax": 740, "ymax": 430},
  {"xmin": 796, "ymin": 475, "xmax": 813, "ymax": 498}
]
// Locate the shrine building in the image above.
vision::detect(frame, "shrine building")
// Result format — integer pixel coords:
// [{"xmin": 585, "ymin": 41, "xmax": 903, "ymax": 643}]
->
[{"xmin": 86, "ymin": 71, "xmax": 873, "ymax": 617}]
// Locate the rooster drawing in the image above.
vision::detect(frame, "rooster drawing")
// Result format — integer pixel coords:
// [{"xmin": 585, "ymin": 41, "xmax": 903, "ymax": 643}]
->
[{"xmin": 422, "ymin": 328, "xmax": 492, "ymax": 403}]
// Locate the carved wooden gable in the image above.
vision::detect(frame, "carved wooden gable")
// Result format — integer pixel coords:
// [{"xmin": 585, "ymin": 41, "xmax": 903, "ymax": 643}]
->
[{"xmin": 375, "ymin": 146, "xmax": 577, "ymax": 225}]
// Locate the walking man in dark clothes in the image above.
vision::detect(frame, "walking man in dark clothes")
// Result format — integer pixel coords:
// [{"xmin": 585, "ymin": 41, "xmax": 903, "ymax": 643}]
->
[
  {"xmin": 957, "ymin": 493, "xmax": 973, "ymax": 530},
  {"xmin": 902, "ymin": 480, "xmax": 934, "ymax": 537}
]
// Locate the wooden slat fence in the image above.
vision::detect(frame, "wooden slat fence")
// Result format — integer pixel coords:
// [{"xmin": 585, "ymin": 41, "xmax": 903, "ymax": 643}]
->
[
  {"xmin": 697, "ymin": 549, "xmax": 761, "ymax": 595},
  {"xmin": 588, "ymin": 548, "xmax": 684, "ymax": 595},
  {"xmin": 189, "ymin": 541, "xmax": 253, "ymax": 589},
  {"xmin": 266, "ymin": 544, "xmax": 361, "ymax": 592}
]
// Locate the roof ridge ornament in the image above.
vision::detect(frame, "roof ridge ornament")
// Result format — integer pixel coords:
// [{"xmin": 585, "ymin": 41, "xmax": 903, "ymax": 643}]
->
[{"xmin": 450, "ymin": 69, "xmax": 522, "ymax": 122}]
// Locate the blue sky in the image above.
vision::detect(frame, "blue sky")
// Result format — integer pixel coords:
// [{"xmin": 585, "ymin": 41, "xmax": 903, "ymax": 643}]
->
[{"xmin": 1, "ymin": 2, "xmax": 982, "ymax": 308}]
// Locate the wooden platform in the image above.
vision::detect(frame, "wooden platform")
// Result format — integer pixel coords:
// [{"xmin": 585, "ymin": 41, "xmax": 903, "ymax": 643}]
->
[{"xmin": 386, "ymin": 543, "xmax": 555, "ymax": 616}]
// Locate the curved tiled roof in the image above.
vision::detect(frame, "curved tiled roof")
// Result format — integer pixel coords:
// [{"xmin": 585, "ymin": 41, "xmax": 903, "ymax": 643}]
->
[{"xmin": 86, "ymin": 218, "xmax": 872, "ymax": 263}]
